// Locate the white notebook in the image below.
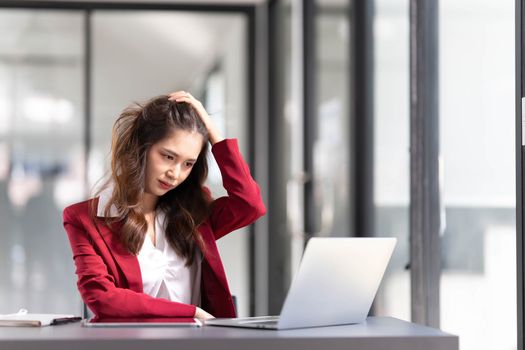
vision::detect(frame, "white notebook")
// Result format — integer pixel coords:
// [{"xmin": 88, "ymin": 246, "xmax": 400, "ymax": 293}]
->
[{"xmin": 0, "ymin": 309, "xmax": 81, "ymax": 327}]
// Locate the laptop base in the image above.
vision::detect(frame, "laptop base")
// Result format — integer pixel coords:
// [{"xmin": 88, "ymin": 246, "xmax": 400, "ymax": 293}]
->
[{"xmin": 206, "ymin": 316, "xmax": 280, "ymax": 330}]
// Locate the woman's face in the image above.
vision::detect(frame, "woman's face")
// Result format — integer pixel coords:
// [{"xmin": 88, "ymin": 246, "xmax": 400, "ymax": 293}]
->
[{"xmin": 144, "ymin": 128, "xmax": 204, "ymax": 197}]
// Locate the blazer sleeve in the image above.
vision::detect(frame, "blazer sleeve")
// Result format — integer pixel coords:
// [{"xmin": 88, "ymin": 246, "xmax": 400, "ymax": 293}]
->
[
  {"xmin": 63, "ymin": 205, "xmax": 197, "ymax": 319},
  {"xmin": 208, "ymin": 139, "xmax": 266, "ymax": 240}
]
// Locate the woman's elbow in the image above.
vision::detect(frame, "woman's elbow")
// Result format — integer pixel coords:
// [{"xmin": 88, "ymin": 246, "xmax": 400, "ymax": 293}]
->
[{"xmin": 252, "ymin": 200, "xmax": 266, "ymax": 220}]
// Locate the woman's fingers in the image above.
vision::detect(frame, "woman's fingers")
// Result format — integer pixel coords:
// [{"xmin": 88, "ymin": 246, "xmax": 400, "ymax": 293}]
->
[
  {"xmin": 168, "ymin": 90, "xmax": 188, "ymax": 100},
  {"xmin": 168, "ymin": 91, "xmax": 208, "ymax": 120},
  {"xmin": 194, "ymin": 307, "xmax": 215, "ymax": 320},
  {"xmin": 168, "ymin": 92, "xmax": 203, "ymax": 108},
  {"xmin": 168, "ymin": 90, "xmax": 193, "ymax": 100},
  {"xmin": 169, "ymin": 91, "xmax": 205, "ymax": 112},
  {"xmin": 166, "ymin": 90, "xmax": 223, "ymax": 144}
]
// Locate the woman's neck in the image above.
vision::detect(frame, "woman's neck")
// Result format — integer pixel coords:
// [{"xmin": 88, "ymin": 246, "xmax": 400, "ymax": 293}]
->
[{"xmin": 142, "ymin": 192, "xmax": 158, "ymax": 214}]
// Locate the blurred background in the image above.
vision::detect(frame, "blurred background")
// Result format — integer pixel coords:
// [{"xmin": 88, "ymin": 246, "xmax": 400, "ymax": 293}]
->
[{"xmin": 0, "ymin": 1, "xmax": 517, "ymax": 350}]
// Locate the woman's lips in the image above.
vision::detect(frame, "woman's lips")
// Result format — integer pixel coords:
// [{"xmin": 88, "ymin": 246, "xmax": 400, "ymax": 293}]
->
[{"xmin": 158, "ymin": 180, "xmax": 172, "ymax": 190}]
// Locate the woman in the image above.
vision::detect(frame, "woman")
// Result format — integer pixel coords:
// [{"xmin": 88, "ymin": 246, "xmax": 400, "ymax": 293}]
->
[{"xmin": 63, "ymin": 91, "xmax": 265, "ymax": 321}]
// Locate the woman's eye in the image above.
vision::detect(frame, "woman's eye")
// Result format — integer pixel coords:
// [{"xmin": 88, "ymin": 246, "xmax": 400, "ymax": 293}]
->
[
  {"xmin": 164, "ymin": 154, "xmax": 174, "ymax": 161},
  {"xmin": 185, "ymin": 162, "xmax": 194, "ymax": 168}
]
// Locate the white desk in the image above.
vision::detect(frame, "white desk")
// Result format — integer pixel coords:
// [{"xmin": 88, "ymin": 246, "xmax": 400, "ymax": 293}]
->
[{"xmin": 0, "ymin": 316, "xmax": 458, "ymax": 350}]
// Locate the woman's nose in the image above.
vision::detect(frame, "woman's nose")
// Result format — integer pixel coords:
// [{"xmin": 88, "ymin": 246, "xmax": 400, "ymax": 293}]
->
[{"xmin": 167, "ymin": 166, "xmax": 180, "ymax": 181}]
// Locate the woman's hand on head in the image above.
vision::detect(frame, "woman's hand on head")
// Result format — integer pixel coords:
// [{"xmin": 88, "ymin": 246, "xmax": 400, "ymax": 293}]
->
[
  {"xmin": 168, "ymin": 91, "xmax": 224, "ymax": 145},
  {"xmin": 193, "ymin": 306, "xmax": 215, "ymax": 320}
]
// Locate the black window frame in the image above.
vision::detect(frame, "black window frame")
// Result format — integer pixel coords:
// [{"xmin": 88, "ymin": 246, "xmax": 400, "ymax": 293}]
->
[
  {"xmin": 0, "ymin": 0, "xmax": 263, "ymax": 316},
  {"xmin": 515, "ymin": 0, "xmax": 524, "ymax": 349}
]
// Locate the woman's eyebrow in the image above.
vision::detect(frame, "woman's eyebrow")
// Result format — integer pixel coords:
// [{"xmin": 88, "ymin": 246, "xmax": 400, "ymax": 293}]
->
[{"xmin": 161, "ymin": 147, "xmax": 197, "ymax": 162}]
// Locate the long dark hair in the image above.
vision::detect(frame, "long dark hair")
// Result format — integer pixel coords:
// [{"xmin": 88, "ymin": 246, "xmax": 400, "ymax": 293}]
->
[{"xmin": 93, "ymin": 95, "xmax": 211, "ymax": 265}]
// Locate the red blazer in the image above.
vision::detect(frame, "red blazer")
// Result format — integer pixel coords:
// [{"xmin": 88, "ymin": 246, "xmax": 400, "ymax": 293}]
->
[{"xmin": 63, "ymin": 139, "xmax": 265, "ymax": 320}]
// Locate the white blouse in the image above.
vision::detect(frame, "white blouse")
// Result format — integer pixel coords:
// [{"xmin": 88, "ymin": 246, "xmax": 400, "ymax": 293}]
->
[
  {"xmin": 136, "ymin": 210, "xmax": 201, "ymax": 306},
  {"xmin": 96, "ymin": 187, "xmax": 201, "ymax": 306}
]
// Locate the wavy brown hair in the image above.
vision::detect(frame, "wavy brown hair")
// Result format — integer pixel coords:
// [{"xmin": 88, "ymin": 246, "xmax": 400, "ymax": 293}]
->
[{"xmin": 93, "ymin": 95, "xmax": 211, "ymax": 266}]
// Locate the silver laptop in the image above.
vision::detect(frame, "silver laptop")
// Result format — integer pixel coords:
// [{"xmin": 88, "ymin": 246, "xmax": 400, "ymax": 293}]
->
[{"xmin": 206, "ymin": 237, "xmax": 396, "ymax": 330}]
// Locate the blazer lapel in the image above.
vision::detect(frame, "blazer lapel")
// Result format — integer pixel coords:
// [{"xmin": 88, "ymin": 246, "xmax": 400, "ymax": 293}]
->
[
  {"xmin": 95, "ymin": 219, "xmax": 143, "ymax": 293},
  {"xmin": 199, "ymin": 224, "xmax": 230, "ymax": 292},
  {"xmin": 93, "ymin": 193, "xmax": 226, "ymax": 296}
]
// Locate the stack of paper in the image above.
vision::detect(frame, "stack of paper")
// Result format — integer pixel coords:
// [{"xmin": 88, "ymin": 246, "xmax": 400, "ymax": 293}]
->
[{"xmin": 0, "ymin": 309, "xmax": 81, "ymax": 327}]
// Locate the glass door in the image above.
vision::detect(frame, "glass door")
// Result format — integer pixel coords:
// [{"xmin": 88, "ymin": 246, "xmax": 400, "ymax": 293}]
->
[
  {"xmin": 90, "ymin": 9, "xmax": 250, "ymax": 316},
  {"xmin": 439, "ymin": 1, "xmax": 516, "ymax": 349},
  {"xmin": 0, "ymin": 9, "xmax": 86, "ymax": 314}
]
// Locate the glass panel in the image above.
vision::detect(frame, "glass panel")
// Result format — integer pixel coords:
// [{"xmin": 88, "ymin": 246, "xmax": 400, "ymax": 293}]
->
[
  {"xmin": 277, "ymin": 0, "xmax": 304, "ymax": 280},
  {"xmin": 439, "ymin": 1, "xmax": 516, "ymax": 349},
  {"xmin": 266, "ymin": 0, "xmax": 303, "ymax": 315},
  {"xmin": 90, "ymin": 11, "xmax": 248, "ymax": 315},
  {"xmin": 0, "ymin": 9, "xmax": 85, "ymax": 314},
  {"xmin": 315, "ymin": 0, "xmax": 351, "ymax": 238},
  {"xmin": 373, "ymin": 0, "xmax": 411, "ymax": 320}
]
